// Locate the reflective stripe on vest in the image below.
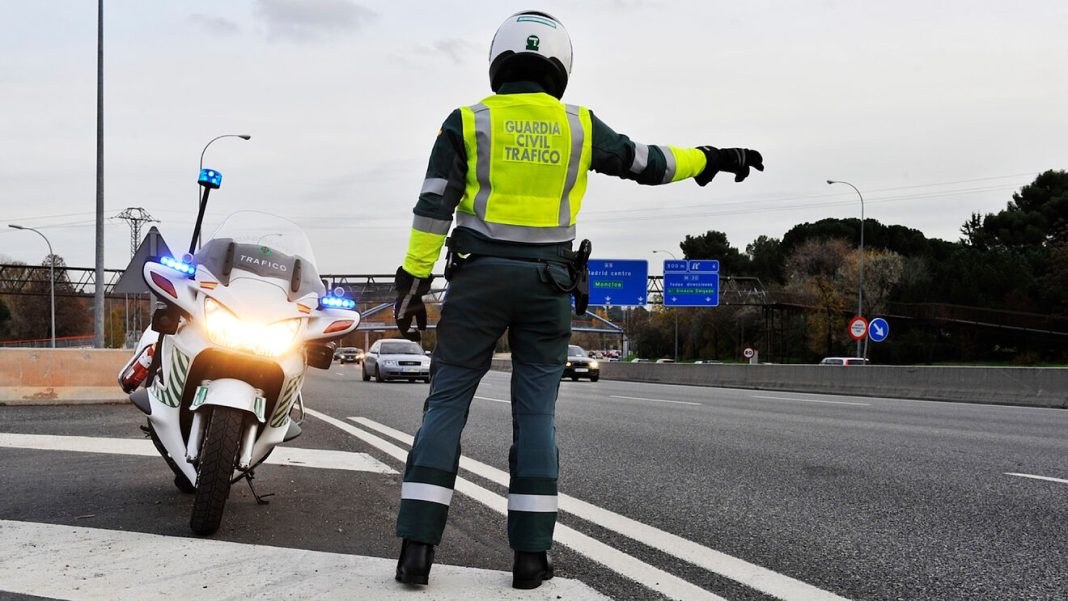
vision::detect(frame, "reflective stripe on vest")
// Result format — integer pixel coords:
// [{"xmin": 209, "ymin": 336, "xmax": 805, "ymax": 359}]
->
[{"xmin": 457, "ymin": 94, "xmax": 592, "ymax": 244}]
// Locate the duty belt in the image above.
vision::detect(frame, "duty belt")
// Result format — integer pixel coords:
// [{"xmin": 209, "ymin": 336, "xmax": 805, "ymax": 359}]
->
[
  {"xmin": 444, "ymin": 229, "xmax": 592, "ymax": 316},
  {"xmin": 447, "ymin": 231, "xmax": 576, "ymax": 264}
]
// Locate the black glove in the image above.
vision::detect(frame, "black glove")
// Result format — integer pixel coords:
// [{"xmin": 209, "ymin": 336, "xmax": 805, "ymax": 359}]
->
[
  {"xmin": 694, "ymin": 147, "xmax": 764, "ymax": 185},
  {"xmin": 394, "ymin": 267, "xmax": 433, "ymax": 342}
]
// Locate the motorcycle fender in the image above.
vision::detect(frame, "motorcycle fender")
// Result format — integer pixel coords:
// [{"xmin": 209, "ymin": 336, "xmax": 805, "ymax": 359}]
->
[{"xmin": 190, "ymin": 378, "xmax": 267, "ymax": 423}]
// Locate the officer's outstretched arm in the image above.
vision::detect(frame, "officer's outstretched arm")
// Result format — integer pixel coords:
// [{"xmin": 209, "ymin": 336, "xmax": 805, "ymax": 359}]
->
[{"xmin": 588, "ymin": 111, "xmax": 763, "ymax": 186}]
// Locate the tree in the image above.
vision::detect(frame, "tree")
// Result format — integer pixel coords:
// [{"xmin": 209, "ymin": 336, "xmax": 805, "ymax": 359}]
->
[
  {"xmin": 745, "ymin": 235, "xmax": 784, "ymax": 284},
  {"xmin": 968, "ymin": 170, "xmax": 1068, "ymax": 249},
  {"xmin": 0, "ymin": 296, "xmax": 11, "ymax": 338},
  {"xmin": 8, "ymin": 255, "xmax": 91, "ymax": 340},
  {"xmin": 784, "ymin": 239, "xmax": 852, "ymax": 357},
  {"xmin": 679, "ymin": 230, "xmax": 748, "ymax": 274}
]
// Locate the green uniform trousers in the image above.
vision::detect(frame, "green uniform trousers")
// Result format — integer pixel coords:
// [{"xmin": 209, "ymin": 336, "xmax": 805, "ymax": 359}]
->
[{"xmin": 396, "ymin": 256, "xmax": 572, "ymax": 551}]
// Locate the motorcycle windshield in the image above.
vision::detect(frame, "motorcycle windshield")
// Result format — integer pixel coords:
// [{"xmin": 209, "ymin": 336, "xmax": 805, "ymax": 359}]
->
[{"xmin": 195, "ymin": 211, "xmax": 325, "ymax": 300}]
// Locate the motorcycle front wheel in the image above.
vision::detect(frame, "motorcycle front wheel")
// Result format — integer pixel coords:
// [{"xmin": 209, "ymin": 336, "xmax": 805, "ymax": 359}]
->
[{"xmin": 190, "ymin": 406, "xmax": 244, "ymax": 535}]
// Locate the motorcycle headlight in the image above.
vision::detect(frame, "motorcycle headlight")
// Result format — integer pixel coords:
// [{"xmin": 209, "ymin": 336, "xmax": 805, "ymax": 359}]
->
[{"xmin": 204, "ymin": 297, "xmax": 300, "ymax": 358}]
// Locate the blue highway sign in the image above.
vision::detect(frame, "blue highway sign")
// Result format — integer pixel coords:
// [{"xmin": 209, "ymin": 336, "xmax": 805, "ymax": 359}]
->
[
  {"xmin": 663, "ymin": 260, "xmax": 719, "ymax": 307},
  {"xmin": 868, "ymin": 317, "xmax": 890, "ymax": 342},
  {"xmin": 587, "ymin": 259, "xmax": 649, "ymax": 306}
]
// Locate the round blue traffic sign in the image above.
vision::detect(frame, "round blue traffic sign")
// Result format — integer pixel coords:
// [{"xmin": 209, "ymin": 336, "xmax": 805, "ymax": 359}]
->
[{"xmin": 868, "ymin": 317, "xmax": 890, "ymax": 343}]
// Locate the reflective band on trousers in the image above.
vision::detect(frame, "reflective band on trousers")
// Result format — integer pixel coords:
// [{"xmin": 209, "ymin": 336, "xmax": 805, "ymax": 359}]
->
[
  {"xmin": 657, "ymin": 145, "xmax": 676, "ymax": 184},
  {"xmin": 420, "ymin": 177, "xmax": 448, "ymax": 196},
  {"xmin": 507, "ymin": 493, "xmax": 558, "ymax": 513},
  {"xmin": 558, "ymin": 104, "xmax": 585, "ymax": 228},
  {"xmin": 412, "ymin": 214, "xmax": 451, "ymax": 235},
  {"xmin": 630, "ymin": 143, "xmax": 649, "ymax": 174},
  {"xmin": 401, "ymin": 482, "xmax": 454, "ymax": 506}
]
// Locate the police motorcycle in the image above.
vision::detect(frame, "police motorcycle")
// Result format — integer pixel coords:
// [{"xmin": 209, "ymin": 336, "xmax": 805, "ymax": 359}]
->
[{"xmin": 119, "ymin": 167, "xmax": 359, "ymax": 535}]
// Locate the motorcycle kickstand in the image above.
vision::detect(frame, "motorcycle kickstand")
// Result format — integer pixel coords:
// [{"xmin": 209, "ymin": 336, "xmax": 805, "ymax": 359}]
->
[{"xmin": 241, "ymin": 470, "xmax": 274, "ymax": 505}]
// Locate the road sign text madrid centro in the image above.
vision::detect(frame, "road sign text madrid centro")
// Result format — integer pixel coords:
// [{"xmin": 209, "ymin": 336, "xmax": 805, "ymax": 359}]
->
[
  {"xmin": 663, "ymin": 260, "xmax": 719, "ymax": 307},
  {"xmin": 868, "ymin": 317, "xmax": 890, "ymax": 342},
  {"xmin": 586, "ymin": 259, "xmax": 649, "ymax": 306}
]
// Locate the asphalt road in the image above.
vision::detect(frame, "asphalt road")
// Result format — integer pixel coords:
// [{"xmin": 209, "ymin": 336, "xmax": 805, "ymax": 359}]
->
[{"xmin": 1, "ymin": 363, "xmax": 1066, "ymax": 600}]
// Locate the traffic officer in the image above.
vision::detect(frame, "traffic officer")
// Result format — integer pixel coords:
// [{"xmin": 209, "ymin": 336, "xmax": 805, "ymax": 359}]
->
[{"xmin": 392, "ymin": 10, "xmax": 764, "ymax": 589}]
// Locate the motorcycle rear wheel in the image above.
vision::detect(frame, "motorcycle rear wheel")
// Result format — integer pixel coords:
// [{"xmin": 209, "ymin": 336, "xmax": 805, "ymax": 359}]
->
[{"xmin": 190, "ymin": 407, "xmax": 244, "ymax": 536}]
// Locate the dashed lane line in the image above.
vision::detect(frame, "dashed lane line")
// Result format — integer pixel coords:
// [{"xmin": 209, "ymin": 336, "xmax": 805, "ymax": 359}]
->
[
  {"xmin": 749, "ymin": 395, "xmax": 871, "ymax": 407},
  {"xmin": 0, "ymin": 519, "xmax": 608, "ymax": 600},
  {"xmin": 336, "ymin": 412, "xmax": 852, "ymax": 601},
  {"xmin": 1005, "ymin": 472, "xmax": 1068, "ymax": 485},
  {"xmin": 0, "ymin": 432, "xmax": 397, "ymax": 474},
  {"xmin": 474, "ymin": 395, "xmax": 510, "ymax": 404},
  {"xmin": 609, "ymin": 395, "xmax": 701, "ymax": 406},
  {"xmin": 302, "ymin": 409, "xmax": 727, "ymax": 601}
]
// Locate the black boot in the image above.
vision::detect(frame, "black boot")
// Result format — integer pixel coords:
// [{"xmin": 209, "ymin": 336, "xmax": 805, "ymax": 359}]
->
[
  {"xmin": 512, "ymin": 550, "xmax": 553, "ymax": 589},
  {"xmin": 395, "ymin": 539, "xmax": 434, "ymax": 585}
]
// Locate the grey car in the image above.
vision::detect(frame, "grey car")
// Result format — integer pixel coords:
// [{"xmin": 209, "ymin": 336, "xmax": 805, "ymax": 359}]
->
[{"xmin": 363, "ymin": 339, "xmax": 431, "ymax": 382}]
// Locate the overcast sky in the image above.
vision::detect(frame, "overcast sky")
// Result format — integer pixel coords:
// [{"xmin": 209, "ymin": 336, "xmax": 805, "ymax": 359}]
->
[{"xmin": 2, "ymin": 0, "xmax": 1067, "ymax": 275}]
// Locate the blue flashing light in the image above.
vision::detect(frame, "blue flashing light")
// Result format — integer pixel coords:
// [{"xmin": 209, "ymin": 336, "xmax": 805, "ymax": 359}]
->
[
  {"xmin": 160, "ymin": 256, "xmax": 196, "ymax": 277},
  {"xmin": 198, "ymin": 168, "xmax": 223, "ymax": 189},
  {"xmin": 319, "ymin": 295, "xmax": 356, "ymax": 310}
]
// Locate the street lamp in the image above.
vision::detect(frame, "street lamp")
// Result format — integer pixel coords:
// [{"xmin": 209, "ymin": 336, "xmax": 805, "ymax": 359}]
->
[
  {"xmin": 652, "ymin": 249, "xmax": 679, "ymax": 362},
  {"xmin": 9, "ymin": 225, "xmax": 56, "ymax": 348},
  {"xmin": 827, "ymin": 179, "xmax": 865, "ymax": 358},
  {"xmin": 200, "ymin": 134, "xmax": 251, "ymax": 173},
  {"xmin": 196, "ymin": 134, "xmax": 251, "ymax": 248}
]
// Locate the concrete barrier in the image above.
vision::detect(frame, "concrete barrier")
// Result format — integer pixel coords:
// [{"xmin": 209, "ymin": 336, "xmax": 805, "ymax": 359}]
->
[
  {"xmin": 0, "ymin": 349, "xmax": 129, "ymax": 405},
  {"xmin": 490, "ymin": 359, "xmax": 1068, "ymax": 408}
]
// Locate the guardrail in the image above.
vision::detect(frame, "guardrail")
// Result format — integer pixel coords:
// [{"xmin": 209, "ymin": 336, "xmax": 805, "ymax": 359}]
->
[
  {"xmin": 0, "ymin": 349, "xmax": 129, "ymax": 404},
  {"xmin": 490, "ymin": 359, "xmax": 1068, "ymax": 408}
]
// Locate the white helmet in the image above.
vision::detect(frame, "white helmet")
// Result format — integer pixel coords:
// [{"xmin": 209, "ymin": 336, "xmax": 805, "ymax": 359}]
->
[{"xmin": 489, "ymin": 11, "xmax": 573, "ymax": 98}]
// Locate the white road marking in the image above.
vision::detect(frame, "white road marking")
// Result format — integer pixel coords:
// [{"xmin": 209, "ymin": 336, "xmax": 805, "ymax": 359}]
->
[
  {"xmin": 303, "ymin": 409, "xmax": 727, "ymax": 601},
  {"xmin": 610, "ymin": 395, "xmax": 701, "ymax": 406},
  {"xmin": 1006, "ymin": 472, "xmax": 1068, "ymax": 485},
  {"xmin": 340, "ymin": 413, "xmax": 851, "ymax": 601},
  {"xmin": 751, "ymin": 395, "xmax": 871, "ymax": 406},
  {"xmin": 474, "ymin": 395, "xmax": 509, "ymax": 404},
  {"xmin": 0, "ymin": 519, "xmax": 608, "ymax": 601},
  {"xmin": 0, "ymin": 432, "xmax": 397, "ymax": 474}
]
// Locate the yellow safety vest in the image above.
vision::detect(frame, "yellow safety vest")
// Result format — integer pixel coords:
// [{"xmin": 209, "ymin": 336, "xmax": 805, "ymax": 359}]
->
[{"xmin": 455, "ymin": 93, "xmax": 593, "ymax": 244}]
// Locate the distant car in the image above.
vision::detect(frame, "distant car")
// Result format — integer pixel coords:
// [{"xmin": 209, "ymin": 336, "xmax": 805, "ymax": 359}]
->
[
  {"xmin": 563, "ymin": 345, "xmax": 599, "ymax": 382},
  {"xmin": 819, "ymin": 357, "xmax": 870, "ymax": 366},
  {"xmin": 694, "ymin": 360, "xmax": 723, "ymax": 364},
  {"xmin": 336, "ymin": 347, "xmax": 363, "ymax": 364},
  {"xmin": 363, "ymin": 339, "xmax": 431, "ymax": 382},
  {"xmin": 631, "ymin": 358, "xmax": 650, "ymax": 363},
  {"xmin": 655, "ymin": 358, "xmax": 674, "ymax": 364}
]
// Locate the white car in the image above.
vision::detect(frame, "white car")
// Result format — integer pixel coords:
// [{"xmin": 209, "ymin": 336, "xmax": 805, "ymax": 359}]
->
[
  {"xmin": 363, "ymin": 339, "xmax": 431, "ymax": 382},
  {"xmin": 819, "ymin": 357, "xmax": 870, "ymax": 366}
]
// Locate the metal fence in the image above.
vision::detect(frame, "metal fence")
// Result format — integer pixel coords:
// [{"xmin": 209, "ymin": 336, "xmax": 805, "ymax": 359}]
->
[{"xmin": 0, "ymin": 335, "xmax": 96, "ymax": 349}]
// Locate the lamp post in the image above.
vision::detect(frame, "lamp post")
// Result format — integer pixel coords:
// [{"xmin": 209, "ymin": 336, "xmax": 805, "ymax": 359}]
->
[
  {"xmin": 195, "ymin": 134, "xmax": 250, "ymax": 248},
  {"xmin": 10, "ymin": 225, "xmax": 56, "ymax": 348},
  {"xmin": 200, "ymin": 134, "xmax": 251, "ymax": 173},
  {"xmin": 652, "ymin": 249, "xmax": 679, "ymax": 362},
  {"xmin": 827, "ymin": 179, "xmax": 865, "ymax": 358}
]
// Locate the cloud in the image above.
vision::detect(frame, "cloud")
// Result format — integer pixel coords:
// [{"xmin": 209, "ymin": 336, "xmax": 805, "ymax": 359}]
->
[
  {"xmin": 431, "ymin": 39, "xmax": 481, "ymax": 64},
  {"xmin": 254, "ymin": 0, "xmax": 377, "ymax": 42},
  {"xmin": 189, "ymin": 14, "xmax": 240, "ymax": 36}
]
